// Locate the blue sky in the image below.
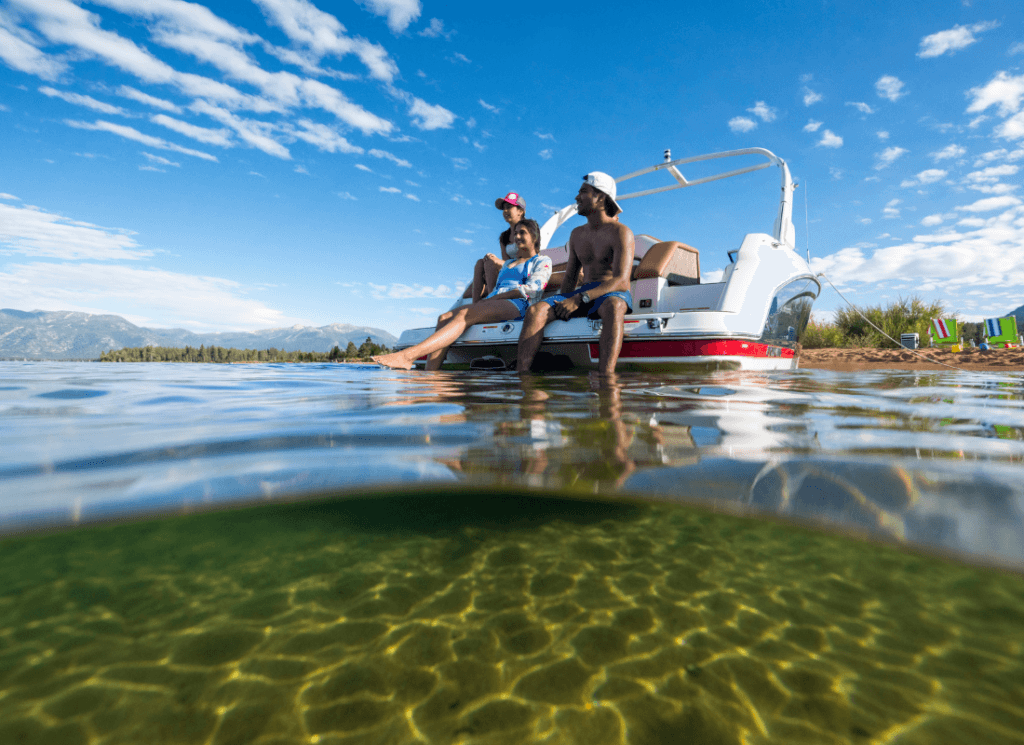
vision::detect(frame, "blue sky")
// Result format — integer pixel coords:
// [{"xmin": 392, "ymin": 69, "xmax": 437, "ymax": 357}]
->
[{"xmin": 1, "ymin": 0, "xmax": 1023, "ymax": 335}]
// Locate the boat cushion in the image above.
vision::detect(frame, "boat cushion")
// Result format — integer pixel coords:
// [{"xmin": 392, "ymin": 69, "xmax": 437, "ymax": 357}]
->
[{"xmin": 634, "ymin": 242, "xmax": 700, "ymax": 285}]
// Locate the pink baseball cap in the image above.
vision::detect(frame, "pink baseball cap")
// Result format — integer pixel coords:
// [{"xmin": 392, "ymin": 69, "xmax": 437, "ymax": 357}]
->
[{"xmin": 494, "ymin": 191, "xmax": 527, "ymax": 210}]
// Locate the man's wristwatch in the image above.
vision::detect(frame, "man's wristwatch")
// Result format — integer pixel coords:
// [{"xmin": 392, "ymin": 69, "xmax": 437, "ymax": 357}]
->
[{"xmin": 579, "ymin": 291, "xmax": 592, "ymax": 305}]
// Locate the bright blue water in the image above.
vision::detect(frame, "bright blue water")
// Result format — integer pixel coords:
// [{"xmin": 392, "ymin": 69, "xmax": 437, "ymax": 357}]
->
[{"xmin": 2, "ymin": 361, "xmax": 1023, "ymax": 567}]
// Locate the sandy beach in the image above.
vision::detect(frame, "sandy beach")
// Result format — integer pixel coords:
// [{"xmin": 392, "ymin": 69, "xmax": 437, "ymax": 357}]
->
[{"xmin": 798, "ymin": 346, "xmax": 1024, "ymax": 372}]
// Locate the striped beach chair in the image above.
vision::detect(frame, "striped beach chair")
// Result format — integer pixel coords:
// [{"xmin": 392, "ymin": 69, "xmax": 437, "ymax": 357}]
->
[
  {"xmin": 929, "ymin": 318, "xmax": 963, "ymax": 352},
  {"xmin": 984, "ymin": 316, "xmax": 1020, "ymax": 348}
]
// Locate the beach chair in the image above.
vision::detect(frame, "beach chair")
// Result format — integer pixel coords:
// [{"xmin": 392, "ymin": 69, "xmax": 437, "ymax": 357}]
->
[
  {"xmin": 929, "ymin": 318, "xmax": 963, "ymax": 352},
  {"xmin": 984, "ymin": 316, "xmax": 1020, "ymax": 348}
]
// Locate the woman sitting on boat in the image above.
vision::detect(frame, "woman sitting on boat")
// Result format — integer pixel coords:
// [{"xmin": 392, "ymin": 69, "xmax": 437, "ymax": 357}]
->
[
  {"xmin": 471, "ymin": 191, "xmax": 528, "ymax": 302},
  {"xmin": 374, "ymin": 219, "xmax": 552, "ymax": 370}
]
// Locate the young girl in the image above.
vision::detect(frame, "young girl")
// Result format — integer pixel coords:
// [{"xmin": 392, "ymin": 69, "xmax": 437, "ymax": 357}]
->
[
  {"xmin": 471, "ymin": 191, "xmax": 528, "ymax": 302},
  {"xmin": 375, "ymin": 219, "xmax": 552, "ymax": 370}
]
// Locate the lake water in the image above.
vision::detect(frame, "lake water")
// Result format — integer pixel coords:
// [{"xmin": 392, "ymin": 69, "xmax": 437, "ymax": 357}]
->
[{"xmin": 0, "ymin": 361, "xmax": 1022, "ymax": 744}]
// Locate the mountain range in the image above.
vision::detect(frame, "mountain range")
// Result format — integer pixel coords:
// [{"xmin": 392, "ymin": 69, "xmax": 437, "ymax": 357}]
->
[{"xmin": 0, "ymin": 309, "xmax": 397, "ymax": 360}]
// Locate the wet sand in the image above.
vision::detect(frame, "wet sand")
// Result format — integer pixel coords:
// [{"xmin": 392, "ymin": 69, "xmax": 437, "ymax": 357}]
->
[
  {"xmin": 799, "ymin": 347, "xmax": 1024, "ymax": 372},
  {"xmin": 0, "ymin": 489, "xmax": 1021, "ymax": 744}
]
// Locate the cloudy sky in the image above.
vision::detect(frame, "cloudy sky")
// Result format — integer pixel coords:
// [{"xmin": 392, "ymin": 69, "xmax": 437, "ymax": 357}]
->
[{"xmin": 1, "ymin": 0, "xmax": 1023, "ymax": 334}]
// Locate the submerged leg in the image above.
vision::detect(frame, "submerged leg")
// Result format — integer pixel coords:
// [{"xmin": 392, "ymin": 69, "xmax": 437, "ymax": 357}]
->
[
  {"xmin": 596, "ymin": 298, "xmax": 628, "ymax": 374},
  {"xmin": 517, "ymin": 303, "xmax": 554, "ymax": 373}
]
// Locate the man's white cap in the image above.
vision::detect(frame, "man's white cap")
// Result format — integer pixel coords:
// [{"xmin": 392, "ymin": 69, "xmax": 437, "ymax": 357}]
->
[{"xmin": 583, "ymin": 172, "xmax": 622, "ymax": 216}]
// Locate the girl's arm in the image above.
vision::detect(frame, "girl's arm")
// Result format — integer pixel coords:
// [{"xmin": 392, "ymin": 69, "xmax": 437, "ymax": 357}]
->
[{"xmin": 519, "ymin": 256, "xmax": 553, "ymax": 302}]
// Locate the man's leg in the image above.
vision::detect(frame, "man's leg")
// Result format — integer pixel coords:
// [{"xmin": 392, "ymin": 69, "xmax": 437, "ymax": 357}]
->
[
  {"xmin": 596, "ymin": 297, "xmax": 628, "ymax": 375},
  {"xmin": 517, "ymin": 303, "xmax": 555, "ymax": 373}
]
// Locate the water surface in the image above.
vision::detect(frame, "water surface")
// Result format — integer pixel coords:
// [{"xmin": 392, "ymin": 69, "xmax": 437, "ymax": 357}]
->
[{"xmin": 0, "ymin": 362, "xmax": 1022, "ymax": 744}]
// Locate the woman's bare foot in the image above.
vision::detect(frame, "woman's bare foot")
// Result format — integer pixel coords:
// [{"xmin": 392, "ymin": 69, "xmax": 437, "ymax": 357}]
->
[{"xmin": 372, "ymin": 353, "xmax": 414, "ymax": 370}]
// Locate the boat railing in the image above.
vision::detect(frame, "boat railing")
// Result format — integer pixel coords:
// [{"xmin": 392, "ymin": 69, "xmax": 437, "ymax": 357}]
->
[{"xmin": 540, "ymin": 147, "xmax": 796, "ymax": 251}]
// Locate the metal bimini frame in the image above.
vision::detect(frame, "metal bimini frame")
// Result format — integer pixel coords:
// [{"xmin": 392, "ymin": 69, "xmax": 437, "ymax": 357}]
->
[{"xmin": 539, "ymin": 147, "xmax": 796, "ymax": 250}]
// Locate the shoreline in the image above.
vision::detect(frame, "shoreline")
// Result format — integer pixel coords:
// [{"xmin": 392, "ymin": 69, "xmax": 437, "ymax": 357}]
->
[{"xmin": 798, "ymin": 347, "xmax": 1024, "ymax": 372}]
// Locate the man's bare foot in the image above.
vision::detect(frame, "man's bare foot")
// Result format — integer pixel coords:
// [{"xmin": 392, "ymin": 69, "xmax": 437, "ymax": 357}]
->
[{"xmin": 372, "ymin": 353, "xmax": 414, "ymax": 370}]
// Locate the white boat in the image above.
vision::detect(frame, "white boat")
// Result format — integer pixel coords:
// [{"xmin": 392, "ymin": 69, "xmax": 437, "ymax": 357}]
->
[{"xmin": 394, "ymin": 147, "xmax": 820, "ymax": 371}]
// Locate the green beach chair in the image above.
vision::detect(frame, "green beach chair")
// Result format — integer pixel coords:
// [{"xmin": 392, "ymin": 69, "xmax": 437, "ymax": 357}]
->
[
  {"xmin": 929, "ymin": 318, "xmax": 962, "ymax": 352},
  {"xmin": 984, "ymin": 316, "xmax": 1020, "ymax": 348}
]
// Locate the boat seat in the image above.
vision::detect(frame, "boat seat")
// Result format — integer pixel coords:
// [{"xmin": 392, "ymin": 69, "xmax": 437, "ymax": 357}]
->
[{"xmin": 634, "ymin": 242, "xmax": 700, "ymax": 285}]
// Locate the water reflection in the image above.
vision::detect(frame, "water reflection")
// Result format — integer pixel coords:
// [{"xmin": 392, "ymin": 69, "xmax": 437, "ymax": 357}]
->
[{"xmin": 1, "ymin": 363, "xmax": 1024, "ymax": 567}]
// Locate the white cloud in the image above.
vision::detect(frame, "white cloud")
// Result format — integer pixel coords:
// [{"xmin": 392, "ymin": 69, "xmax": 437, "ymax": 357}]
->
[
  {"xmin": 539, "ymin": 149, "xmax": 553, "ymax": 160},
  {"xmin": 478, "ymin": 99, "xmax": 499, "ymax": 113},
  {"xmin": 955, "ymin": 196, "xmax": 1021, "ymax": 212},
  {"xmin": 930, "ymin": 144, "xmax": 965, "ymax": 161},
  {"xmin": 901, "ymin": 169, "xmax": 947, "ymax": 187},
  {"xmin": 875, "ymin": 75, "xmax": 906, "ymax": 102},
  {"xmin": 966, "ymin": 72, "xmax": 1024, "ymax": 117},
  {"xmin": 452, "ymin": 237, "xmax": 472, "ymax": 245},
  {"xmin": 189, "ymin": 101, "xmax": 289, "ymax": 158},
  {"xmin": 367, "ymin": 282, "xmax": 459, "ymax": 299},
  {"xmin": 0, "ymin": 201, "xmax": 152, "ymax": 260},
  {"xmin": 876, "ymin": 131, "xmax": 889, "ymax": 140},
  {"xmin": 809, "ymin": 203, "xmax": 1024, "ymax": 294},
  {"xmin": 337, "ymin": 191, "xmax": 357, "ymax": 200},
  {"xmin": 39, "ymin": 86, "xmax": 129, "ymax": 116},
  {"xmin": 418, "ymin": 18, "xmax": 452, "ymax": 39},
  {"xmin": 802, "ymin": 87, "xmax": 822, "ymax": 106},
  {"xmin": 968, "ymin": 164, "xmax": 1019, "ymax": 180},
  {"xmin": 408, "ymin": 97, "xmax": 455, "ymax": 130},
  {"xmin": 368, "ymin": 148, "xmax": 411, "ymax": 167},
  {"xmin": 285, "ymin": 118, "xmax": 362, "ymax": 154},
  {"xmin": 404, "ymin": 193, "xmax": 419, "ymax": 201},
  {"xmin": 450, "ymin": 157, "xmax": 470, "ymax": 170},
  {"xmin": 0, "ymin": 16, "xmax": 67, "ymax": 80},
  {"xmin": 450, "ymin": 52, "xmax": 470, "ymax": 64},
  {"xmin": 151, "ymin": 113, "xmax": 233, "ymax": 147},
  {"xmin": 138, "ymin": 165, "xmax": 164, "ymax": 172},
  {"xmin": 921, "ymin": 214, "xmax": 946, "ymax": 226},
  {"xmin": 65, "ymin": 119, "xmax": 218, "ymax": 161},
  {"xmin": 293, "ymin": 164, "xmax": 309, "ymax": 174},
  {"xmin": 883, "ymin": 198, "xmax": 901, "ymax": 218},
  {"xmin": 142, "ymin": 152, "xmax": 179, "ymax": 167},
  {"xmin": 817, "ymin": 130, "xmax": 842, "ymax": 148},
  {"xmin": 253, "ymin": 0, "xmax": 398, "ymax": 82},
  {"xmin": 803, "ymin": 120, "xmax": 822, "ymax": 132},
  {"xmin": 917, "ymin": 21, "xmax": 998, "ymax": 58},
  {"xmin": 830, "ymin": 167, "xmax": 843, "ymax": 180},
  {"xmin": 747, "ymin": 101, "xmax": 776, "ymax": 122},
  {"xmin": 0, "ymin": 261, "xmax": 303, "ymax": 331},
  {"xmin": 996, "ymin": 112, "xmax": 1024, "ymax": 140},
  {"xmin": 874, "ymin": 146, "xmax": 908, "ymax": 169},
  {"xmin": 249, "ymin": 171, "xmax": 264, "ymax": 177},
  {"xmin": 379, "ymin": 186, "xmax": 401, "ymax": 193},
  {"xmin": 0, "ymin": 193, "xmax": 20, "ymax": 201},
  {"xmin": 846, "ymin": 101, "xmax": 875, "ymax": 114},
  {"xmin": 354, "ymin": 0, "xmax": 421, "ymax": 33},
  {"xmin": 1011, "ymin": 42, "xmax": 1024, "ymax": 56},
  {"xmin": 355, "ymin": 164, "xmax": 372, "ymax": 172},
  {"xmin": 535, "ymin": 131, "xmax": 555, "ymax": 141},
  {"xmin": 116, "ymin": 85, "xmax": 180, "ymax": 113},
  {"xmin": 728, "ymin": 116, "xmax": 757, "ymax": 133}
]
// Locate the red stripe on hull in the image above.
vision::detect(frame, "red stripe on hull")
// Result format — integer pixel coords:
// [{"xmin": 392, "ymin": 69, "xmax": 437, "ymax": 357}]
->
[{"xmin": 588, "ymin": 339, "xmax": 795, "ymax": 359}]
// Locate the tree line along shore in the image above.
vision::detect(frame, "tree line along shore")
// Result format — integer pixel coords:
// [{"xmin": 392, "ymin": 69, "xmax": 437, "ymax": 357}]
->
[
  {"xmin": 803, "ymin": 296, "xmax": 997, "ymax": 349},
  {"xmin": 98, "ymin": 337, "xmax": 391, "ymax": 363}
]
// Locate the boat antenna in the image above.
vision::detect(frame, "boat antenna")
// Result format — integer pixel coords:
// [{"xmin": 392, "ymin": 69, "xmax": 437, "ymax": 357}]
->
[{"xmin": 803, "ymin": 178, "xmax": 810, "ymax": 264}]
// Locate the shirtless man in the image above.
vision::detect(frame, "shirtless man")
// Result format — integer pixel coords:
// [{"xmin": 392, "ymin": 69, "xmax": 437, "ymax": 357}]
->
[{"xmin": 516, "ymin": 172, "xmax": 635, "ymax": 375}]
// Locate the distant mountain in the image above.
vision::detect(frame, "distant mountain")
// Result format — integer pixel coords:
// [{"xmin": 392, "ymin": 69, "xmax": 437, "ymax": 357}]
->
[
  {"xmin": 0, "ymin": 309, "xmax": 397, "ymax": 360},
  {"xmin": 1008, "ymin": 304, "xmax": 1024, "ymax": 329}
]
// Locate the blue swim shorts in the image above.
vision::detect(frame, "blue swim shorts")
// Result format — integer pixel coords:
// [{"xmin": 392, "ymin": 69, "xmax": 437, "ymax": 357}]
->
[
  {"xmin": 500, "ymin": 297, "xmax": 530, "ymax": 321},
  {"xmin": 541, "ymin": 281, "xmax": 633, "ymax": 319}
]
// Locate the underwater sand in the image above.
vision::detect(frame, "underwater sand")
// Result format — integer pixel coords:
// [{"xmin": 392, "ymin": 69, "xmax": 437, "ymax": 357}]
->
[{"xmin": 0, "ymin": 489, "xmax": 1022, "ymax": 745}]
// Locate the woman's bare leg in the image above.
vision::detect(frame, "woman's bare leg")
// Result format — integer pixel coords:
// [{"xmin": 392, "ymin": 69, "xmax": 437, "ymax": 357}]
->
[
  {"xmin": 471, "ymin": 259, "xmax": 486, "ymax": 302},
  {"xmin": 374, "ymin": 299, "xmax": 520, "ymax": 370},
  {"xmin": 483, "ymin": 255, "xmax": 502, "ymax": 296}
]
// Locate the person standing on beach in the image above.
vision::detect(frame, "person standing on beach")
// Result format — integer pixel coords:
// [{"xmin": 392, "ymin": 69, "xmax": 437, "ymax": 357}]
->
[
  {"xmin": 471, "ymin": 192, "xmax": 528, "ymax": 302},
  {"xmin": 516, "ymin": 173, "xmax": 635, "ymax": 375}
]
